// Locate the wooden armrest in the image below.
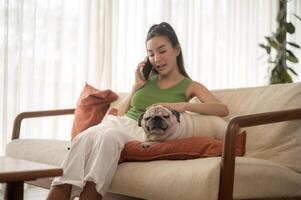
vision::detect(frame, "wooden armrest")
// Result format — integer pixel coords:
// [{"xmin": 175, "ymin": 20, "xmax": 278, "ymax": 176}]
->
[
  {"xmin": 218, "ymin": 108, "xmax": 301, "ymax": 200},
  {"xmin": 12, "ymin": 109, "xmax": 75, "ymax": 140}
]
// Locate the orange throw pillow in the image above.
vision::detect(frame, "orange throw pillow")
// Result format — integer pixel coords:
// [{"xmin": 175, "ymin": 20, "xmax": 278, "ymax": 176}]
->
[
  {"xmin": 119, "ymin": 131, "xmax": 246, "ymax": 162},
  {"xmin": 71, "ymin": 83, "xmax": 118, "ymax": 140}
]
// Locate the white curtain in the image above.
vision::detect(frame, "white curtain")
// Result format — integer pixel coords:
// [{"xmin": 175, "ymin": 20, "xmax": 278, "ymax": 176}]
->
[
  {"xmin": 111, "ymin": 0, "xmax": 280, "ymax": 92},
  {"xmin": 111, "ymin": 0, "xmax": 301, "ymax": 92},
  {"xmin": 0, "ymin": 0, "xmax": 113, "ymax": 154},
  {"xmin": 1, "ymin": 0, "xmax": 301, "ymax": 155}
]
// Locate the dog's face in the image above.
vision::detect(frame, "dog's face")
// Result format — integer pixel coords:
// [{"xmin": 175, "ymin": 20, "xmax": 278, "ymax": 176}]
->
[{"xmin": 138, "ymin": 105, "xmax": 180, "ymax": 142}]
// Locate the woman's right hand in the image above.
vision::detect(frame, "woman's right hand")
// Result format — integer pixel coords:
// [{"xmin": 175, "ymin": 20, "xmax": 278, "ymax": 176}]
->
[{"xmin": 132, "ymin": 60, "xmax": 147, "ymax": 91}]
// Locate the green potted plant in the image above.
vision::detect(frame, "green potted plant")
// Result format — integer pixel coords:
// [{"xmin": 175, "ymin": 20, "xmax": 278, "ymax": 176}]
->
[{"xmin": 260, "ymin": 0, "xmax": 300, "ymax": 84}]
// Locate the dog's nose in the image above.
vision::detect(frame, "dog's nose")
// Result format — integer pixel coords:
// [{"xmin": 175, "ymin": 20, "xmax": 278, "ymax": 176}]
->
[
  {"xmin": 152, "ymin": 116, "xmax": 163, "ymax": 129},
  {"xmin": 153, "ymin": 116, "xmax": 162, "ymax": 122}
]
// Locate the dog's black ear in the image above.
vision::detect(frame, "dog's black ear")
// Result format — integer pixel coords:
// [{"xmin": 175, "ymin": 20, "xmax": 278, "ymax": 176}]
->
[
  {"xmin": 171, "ymin": 110, "xmax": 181, "ymax": 122},
  {"xmin": 138, "ymin": 112, "xmax": 145, "ymax": 127}
]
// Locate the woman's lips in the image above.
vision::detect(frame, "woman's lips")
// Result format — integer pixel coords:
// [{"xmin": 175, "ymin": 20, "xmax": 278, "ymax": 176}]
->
[{"xmin": 156, "ymin": 64, "xmax": 167, "ymax": 71}]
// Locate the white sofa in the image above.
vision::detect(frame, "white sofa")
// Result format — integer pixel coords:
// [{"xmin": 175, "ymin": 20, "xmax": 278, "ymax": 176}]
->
[{"xmin": 5, "ymin": 82, "xmax": 301, "ymax": 200}]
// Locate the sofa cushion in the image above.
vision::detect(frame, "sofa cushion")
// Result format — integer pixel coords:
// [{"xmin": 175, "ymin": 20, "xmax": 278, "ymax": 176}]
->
[
  {"xmin": 110, "ymin": 157, "xmax": 221, "ymax": 200},
  {"xmin": 233, "ymin": 157, "xmax": 301, "ymax": 199},
  {"xmin": 110, "ymin": 157, "xmax": 301, "ymax": 200},
  {"xmin": 119, "ymin": 131, "xmax": 246, "ymax": 162},
  {"xmin": 189, "ymin": 82, "xmax": 301, "ymax": 173},
  {"xmin": 71, "ymin": 83, "xmax": 118, "ymax": 140},
  {"xmin": 5, "ymin": 139, "xmax": 70, "ymax": 166}
]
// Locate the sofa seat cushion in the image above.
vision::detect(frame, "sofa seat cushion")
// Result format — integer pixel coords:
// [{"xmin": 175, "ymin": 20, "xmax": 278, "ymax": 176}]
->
[
  {"xmin": 110, "ymin": 157, "xmax": 301, "ymax": 200},
  {"xmin": 110, "ymin": 157, "xmax": 221, "ymax": 200},
  {"xmin": 6, "ymin": 139, "xmax": 301, "ymax": 199},
  {"xmin": 234, "ymin": 157, "xmax": 301, "ymax": 199},
  {"xmin": 5, "ymin": 139, "xmax": 70, "ymax": 166}
]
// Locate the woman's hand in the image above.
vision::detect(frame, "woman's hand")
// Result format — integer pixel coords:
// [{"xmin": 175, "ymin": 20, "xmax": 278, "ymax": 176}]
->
[
  {"xmin": 132, "ymin": 60, "xmax": 147, "ymax": 91},
  {"xmin": 151, "ymin": 102, "xmax": 187, "ymax": 113}
]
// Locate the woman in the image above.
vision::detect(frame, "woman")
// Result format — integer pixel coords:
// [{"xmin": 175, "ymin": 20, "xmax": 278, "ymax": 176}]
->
[{"xmin": 47, "ymin": 22, "xmax": 228, "ymax": 200}]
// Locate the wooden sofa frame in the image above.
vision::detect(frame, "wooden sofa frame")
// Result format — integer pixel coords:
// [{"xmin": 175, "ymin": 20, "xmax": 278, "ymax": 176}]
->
[{"xmin": 8, "ymin": 107, "xmax": 301, "ymax": 200}]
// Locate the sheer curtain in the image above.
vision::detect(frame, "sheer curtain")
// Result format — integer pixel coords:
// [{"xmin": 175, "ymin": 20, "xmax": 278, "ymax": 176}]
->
[
  {"xmin": 0, "ymin": 0, "xmax": 112, "ymax": 154},
  {"xmin": 111, "ymin": 0, "xmax": 284, "ymax": 92},
  {"xmin": 1, "ymin": 0, "xmax": 300, "ymax": 155},
  {"xmin": 111, "ymin": 0, "xmax": 301, "ymax": 92}
]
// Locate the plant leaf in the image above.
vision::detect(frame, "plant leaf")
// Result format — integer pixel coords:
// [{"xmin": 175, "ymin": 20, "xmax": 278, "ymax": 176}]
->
[
  {"xmin": 287, "ymin": 67, "xmax": 298, "ymax": 76},
  {"xmin": 284, "ymin": 22, "xmax": 295, "ymax": 34},
  {"xmin": 293, "ymin": 13, "xmax": 301, "ymax": 21},
  {"xmin": 273, "ymin": 67, "xmax": 293, "ymax": 83},
  {"xmin": 270, "ymin": 67, "xmax": 283, "ymax": 84},
  {"xmin": 287, "ymin": 42, "xmax": 301, "ymax": 49},
  {"xmin": 259, "ymin": 44, "xmax": 266, "ymax": 48},
  {"xmin": 282, "ymin": 70, "xmax": 293, "ymax": 83},
  {"xmin": 286, "ymin": 50, "xmax": 299, "ymax": 63},
  {"xmin": 265, "ymin": 37, "xmax": 279, "ymax": 49}
]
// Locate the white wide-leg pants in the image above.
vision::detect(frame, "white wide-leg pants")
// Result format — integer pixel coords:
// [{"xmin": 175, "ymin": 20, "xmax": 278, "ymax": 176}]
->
[{"xmin": 52, "ymin": 115, "xmax": 144, "ymax": 198}]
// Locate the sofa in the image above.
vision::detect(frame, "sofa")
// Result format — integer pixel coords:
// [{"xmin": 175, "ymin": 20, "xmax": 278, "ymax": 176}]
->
[{"xmin": 5, "ymin": 82, "xmax": 301, "ymax": 200}]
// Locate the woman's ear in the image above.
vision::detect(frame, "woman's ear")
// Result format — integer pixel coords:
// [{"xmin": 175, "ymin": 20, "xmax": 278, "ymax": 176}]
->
[{"xmin": 175, "ymin": 44, "xmax": 181, "ymax": 56}]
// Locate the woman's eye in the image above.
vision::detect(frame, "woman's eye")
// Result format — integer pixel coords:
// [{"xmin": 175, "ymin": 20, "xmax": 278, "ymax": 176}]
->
[
  {"xmin": 148, "ymin": 54, "xmax": 154, "ymax": 57},
  {"xmin": 159, "ymin": 50, "xmax": 166, "ymax": 54}
]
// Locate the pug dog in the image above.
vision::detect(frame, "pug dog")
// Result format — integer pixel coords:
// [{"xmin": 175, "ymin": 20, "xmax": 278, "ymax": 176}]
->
[
  {"xmin": 138, "ymin": 105, "xmax": 181, "ymax": 148},
  {"xmin": 138, "ymin": 105, "xmax": 227, "ymax": 148}
]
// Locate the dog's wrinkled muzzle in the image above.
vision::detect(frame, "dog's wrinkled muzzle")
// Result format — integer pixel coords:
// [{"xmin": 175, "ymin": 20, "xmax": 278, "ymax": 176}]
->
[{"xmin": 147, "ymin": 117, "xmax": 168, "ymax": 134}]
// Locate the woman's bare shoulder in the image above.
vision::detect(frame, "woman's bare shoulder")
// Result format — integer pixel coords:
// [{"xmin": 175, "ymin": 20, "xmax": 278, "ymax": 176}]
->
[{"xmin": 186, "ymin": 80, "xmax": 216, "ymax": 102}]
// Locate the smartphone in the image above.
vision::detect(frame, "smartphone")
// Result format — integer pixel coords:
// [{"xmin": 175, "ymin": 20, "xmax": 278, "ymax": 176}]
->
[{"xmin": 141, "ymin": 58, "xmax": 153, "ymax": 80}]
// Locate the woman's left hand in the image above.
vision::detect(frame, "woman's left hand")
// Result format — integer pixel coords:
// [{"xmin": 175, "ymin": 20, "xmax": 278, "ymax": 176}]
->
[{"xmin": 151, "ymin": 102, "xmax": 187, "ymax": 112}]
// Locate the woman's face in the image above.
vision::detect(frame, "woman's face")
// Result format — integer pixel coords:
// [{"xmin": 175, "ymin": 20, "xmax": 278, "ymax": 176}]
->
[{"xmin": 146, "ymin": 36, "xmax": 180, "ymax": 77}]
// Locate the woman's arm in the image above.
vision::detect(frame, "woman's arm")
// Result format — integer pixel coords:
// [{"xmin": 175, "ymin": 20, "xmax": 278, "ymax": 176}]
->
[
  {"xmin": 185, "ymin": 81, "xmax": 229, "ymax": 117},
  {"xmin": 180, "ymin": 102, "xmax": 228, "ymax": 117},
  {"xmin": 116, "ymin": 60, "xmax": 148, "ymax": 116},
  {"xmin": 185, "ymin": 81, "xmax": 229, "ymax": 116},
  {"xmin": 154, "ymin": 81, "xmax": 229, "ymax": 117}
]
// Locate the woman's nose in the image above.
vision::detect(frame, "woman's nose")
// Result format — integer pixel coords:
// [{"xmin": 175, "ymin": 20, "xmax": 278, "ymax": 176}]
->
[{"xmin": 154, "ymin": 54, "xmax": 161, "ymax": 64}]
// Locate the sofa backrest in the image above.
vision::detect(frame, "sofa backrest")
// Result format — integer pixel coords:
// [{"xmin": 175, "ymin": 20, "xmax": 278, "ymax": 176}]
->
[
  {"xmin": 110, "ymin": 82, "xmax": 301, "ymax": 173},
  {"xmin": 196, "ymin": 82, "xmax": 301, "ymax": 173},
  {"xmin": 211, "ymin": 82, "xmax": 301, "ymax": 120}
]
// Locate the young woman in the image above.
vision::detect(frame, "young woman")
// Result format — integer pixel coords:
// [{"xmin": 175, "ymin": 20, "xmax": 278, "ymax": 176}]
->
[{"xmin": 47, "ymin": 22, "xmax": 228, "ymax": 200}]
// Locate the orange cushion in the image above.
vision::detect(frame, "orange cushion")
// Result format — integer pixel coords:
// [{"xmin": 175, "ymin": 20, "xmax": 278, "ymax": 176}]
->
[
  {"xmin": 119, "ymin": 131, "xmax": 246, "ymax": 162},
  {"xmin": 71, "ymin": 83, "xmax": 118, "ymax": 140}
]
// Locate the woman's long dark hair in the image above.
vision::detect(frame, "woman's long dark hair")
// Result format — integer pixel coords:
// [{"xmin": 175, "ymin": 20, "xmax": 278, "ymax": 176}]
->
[{"xmin": 146, "ymin": 22, "xmax": 190, "ymax": 78}]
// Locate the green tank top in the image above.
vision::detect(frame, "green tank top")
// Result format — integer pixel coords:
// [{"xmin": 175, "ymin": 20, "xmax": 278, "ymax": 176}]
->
[{"xmin": 125, "ymin": 75, "xmax": 192, "ymax": 120}]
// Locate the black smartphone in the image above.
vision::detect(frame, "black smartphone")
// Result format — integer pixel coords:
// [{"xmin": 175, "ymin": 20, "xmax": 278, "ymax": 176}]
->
[{"xmin": 141, "ymin": 58, "xmax": 153, "ymax": 80}]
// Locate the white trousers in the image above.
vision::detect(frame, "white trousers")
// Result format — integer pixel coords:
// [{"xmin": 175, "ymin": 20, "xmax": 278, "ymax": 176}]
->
[{"xmin": 52, "ymin": 115, "xmax": 144, "ymax": 198}]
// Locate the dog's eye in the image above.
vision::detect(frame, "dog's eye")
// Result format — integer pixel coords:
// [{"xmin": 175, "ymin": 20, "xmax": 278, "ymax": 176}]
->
[
  {"xmin": 145, "ymin": 117, "xmax": 151, "ymax": 120},
  {"xmin": 163, "ymin": 115, "xmax": 169, "ymax": 119}
]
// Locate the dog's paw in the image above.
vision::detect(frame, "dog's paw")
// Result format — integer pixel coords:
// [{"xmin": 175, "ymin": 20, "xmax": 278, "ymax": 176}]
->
[{"xmin": 141, "ymin": 141, "xmax": 158, "ymax": 149}]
